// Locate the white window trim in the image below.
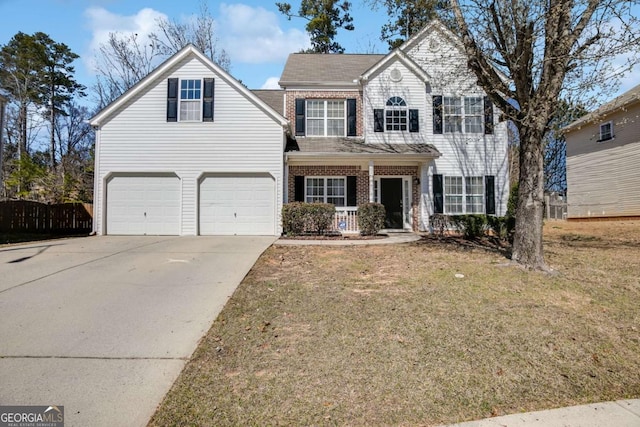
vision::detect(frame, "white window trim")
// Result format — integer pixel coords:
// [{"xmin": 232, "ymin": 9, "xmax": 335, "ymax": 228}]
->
[
  {"xmin": 305, "ymin": 100, "xmax": 346, "ymax": 137},
  {"xmin": 443, "ymin": 96, "xmax": 484, "ymax": 134},
  {"xmin": 599, "ymin": 121, "xmax": 614, "ymax": 142},
  {"xmin": 179, "ymin": 79, "xmax": 203, "ymax": 122},
  {"xmin": 385, "ymin": 96, "xmax": 408, "ymax": 132},
  {"xmin": 305, "ymin": 176, "xmax": 347, "ymax": 206},
  {"xmin": 443, "ymin": 175, "xmax": 485, "ymax": 214}
]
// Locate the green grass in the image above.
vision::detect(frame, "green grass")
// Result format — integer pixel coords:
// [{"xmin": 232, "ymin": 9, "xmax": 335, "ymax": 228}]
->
[{"xmin": 149, "ymin": 221, "xmax": 640, "ymax": 426}]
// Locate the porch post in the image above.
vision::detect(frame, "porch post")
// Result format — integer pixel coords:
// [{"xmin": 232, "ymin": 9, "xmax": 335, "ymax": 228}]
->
[{"xmin": 368, "ymin": 160, "xmax": 374, "ymax": 202}]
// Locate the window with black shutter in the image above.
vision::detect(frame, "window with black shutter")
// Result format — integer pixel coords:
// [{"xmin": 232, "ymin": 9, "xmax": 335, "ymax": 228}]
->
[
  {"xmin": 433, "ymin": 174, "xmax": 443, "ymax": 213},
  {"xmin": 485, "ymin": 175, "xmax": 496, "ymax": 214},
  {"xmin": 432, "ymin": 95, "xmax": 443, "ymax": 134},
  {"xmin": 347, "ymin": 99, "xmax": 357, "ymax": 136},
  {"xmin": 294, "ymin": 176, "xmax": 305, "ymax": 202},
  {"xmin": 295, "ymin": 99, "xmax": 305, "ymax": 136},
  {"xmin": 167, "ymin": 78, "xmax": 178, "ymax": 122},
  {"xmin": 484, "ymin": 96, "xmax": 494, "ymax": 135},
  {"xmin": 203, "ymin": 78, "xmax": 214, "ymax": 121},
  {"xmin": 409, "ymin": 109, "xmax": 419, "ymax": 132},
  {"xmin": 374, "ymin": 109, "xmax": 384, "ymax": 132}
]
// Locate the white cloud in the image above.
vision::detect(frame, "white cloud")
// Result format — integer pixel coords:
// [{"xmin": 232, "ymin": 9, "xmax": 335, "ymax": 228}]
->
[
  {"xmin": 260, "ymin": 77, "xmax": 281, "ymax": 89},
  {"xmin": 218, "ymin": 3, "xmax": 309, "ymax": 64},
  {"xmin": 84, "ymin": 7, "xmax": 167, "ymax": 52}
]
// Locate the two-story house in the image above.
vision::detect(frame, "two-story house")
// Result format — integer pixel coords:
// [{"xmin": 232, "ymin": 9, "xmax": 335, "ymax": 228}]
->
[
  {"xmin": 270, "ymin": 20, "xmax": 509, "ymax": 232},
  {"xmin": 91, "ymin": 20, "xmax": 509, "ymax": 236},
  {"xmin": 564, "ymin": 83, "xmax": 640, "ymax": 220}
]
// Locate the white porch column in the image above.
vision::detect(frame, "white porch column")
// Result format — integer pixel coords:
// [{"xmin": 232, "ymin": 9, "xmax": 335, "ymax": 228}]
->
[
  {"xmin": 419, "ymin": 160, "xmax": 435, "ymax": 231},
  {"xmin": 368, "ymin": 160, "xmax": 375, "ymax": 202}
]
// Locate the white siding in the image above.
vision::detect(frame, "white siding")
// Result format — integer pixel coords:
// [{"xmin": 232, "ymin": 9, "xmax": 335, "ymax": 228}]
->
[
  {"xmin": 95, "ymin": 55, "xmax": 284, "ymax": 235},
  {"xmin": 363, "ymin": 30, "xmax": 510, "ymax": 219},
  {"xmin": 566, "ymin": 103, "xmax": 640, "ymax": 218}
]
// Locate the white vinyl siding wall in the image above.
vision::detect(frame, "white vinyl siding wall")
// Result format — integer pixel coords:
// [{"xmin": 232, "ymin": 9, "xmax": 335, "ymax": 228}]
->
[
  {"xmin": 94, "ymin": 56, "xmax": 284, "ymax": 235},
  {"xmin": 362, "ymin": 34, "xmax": 510, "ymax": 219}
]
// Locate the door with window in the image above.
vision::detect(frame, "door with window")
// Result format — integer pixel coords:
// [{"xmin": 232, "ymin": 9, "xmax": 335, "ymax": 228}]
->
[{"xmin": 376, "ymin": 177, "xmax": 412, "ymax": 230}]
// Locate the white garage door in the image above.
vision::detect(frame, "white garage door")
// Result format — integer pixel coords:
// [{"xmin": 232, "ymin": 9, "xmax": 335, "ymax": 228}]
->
[
  {"xmin": 106, "ymin": 175, "xmax": 180, "ymax": 235},
  {"xmin": 199, "ymin": 175, "xmax": 275, "ymax": 235}
]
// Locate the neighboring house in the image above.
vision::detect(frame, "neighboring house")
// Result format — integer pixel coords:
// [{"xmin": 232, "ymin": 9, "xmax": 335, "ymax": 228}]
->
[
  {"xmin": 277, "ymin": 20, "xmax": 509, "ymax": 232},
  {"xmin": 564, "ymin": 83, "xmax": 640, "ymax": 220},
  {"xmin": 90, "ymin": 45, "xmax": 288, "ymax": 236}
]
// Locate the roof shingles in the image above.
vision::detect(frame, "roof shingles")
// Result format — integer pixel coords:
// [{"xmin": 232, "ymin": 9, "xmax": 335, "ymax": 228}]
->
[{"xmin": 279, "ymin": 53, "xmax": 385, "ymax": 86}]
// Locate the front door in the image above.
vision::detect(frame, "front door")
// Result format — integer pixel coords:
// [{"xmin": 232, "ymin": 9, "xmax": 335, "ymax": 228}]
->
[{"xmin": 380, "ymin": 178, "xmax": 403, "ymax": 229}]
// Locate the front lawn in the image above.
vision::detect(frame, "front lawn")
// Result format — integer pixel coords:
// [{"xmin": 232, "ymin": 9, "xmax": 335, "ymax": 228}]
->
[{"xmin": 149, "ymin": 221, "xmax": 640, "ymax": 426}]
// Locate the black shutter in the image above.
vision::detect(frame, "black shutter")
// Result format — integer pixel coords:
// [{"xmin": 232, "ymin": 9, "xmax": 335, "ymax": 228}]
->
[
  {"xmin": 485, "ymin": 175, "xmax": 496, "ymax": 215},
  {"xmin": 374, "ymin": 109, "xmax": 384, "ymax": 132},
  {"xmin": 167, "ymin": 78, "xmax": 178, "ymax": 122},
  {"xmin": 432, "ymin": 95, "xmax": 443, "ymax": 134},
  {"xmin": 409, "ymin": 109, "xmax": 419, "ymax": 132},
  {"xmin": 294, "ymin": 176, "xmax": 305, "ymax": 202},
  {"xmin": 347, "ymin": 99, "xmax": 357, "ymax": 136},
  {"xmin": 203, "ymin": 78, "xmax": 214, "ymax": 121},
  {"xmin": 295, "ymin": 99, "xmax": 305, "ymax": 136},
  {"xmin": 433, "ymin": 174, "xmax": 443, "ymax": 214},
  {"xmin": 484, "ymin": 96, "xmax": 494, "ymax": 135},
  {"xmin": 347, "ymin": 176, "xmax": 357, "ymax": 206}
]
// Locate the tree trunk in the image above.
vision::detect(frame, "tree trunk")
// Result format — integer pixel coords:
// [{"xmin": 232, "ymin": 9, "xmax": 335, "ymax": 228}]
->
[
  {"xmin": 511, "ymin": 124, "xmax": 548, "ymax": 270},
  {"xmin": 19, "ymin": 103, "xmax": 27, "ymax": 156}
]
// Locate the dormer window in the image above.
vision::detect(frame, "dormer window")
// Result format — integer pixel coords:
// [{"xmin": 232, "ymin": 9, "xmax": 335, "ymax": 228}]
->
[{"xmin": 385, "ymin": 97, "xmax": 408, "ymax": 131}]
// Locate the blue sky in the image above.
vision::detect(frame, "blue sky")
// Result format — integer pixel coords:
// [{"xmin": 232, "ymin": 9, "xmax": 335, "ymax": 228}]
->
[
  {"xmin": 0, "ymin": 0, "xmax": 637, "ymax": 109},
  {"xmin": 0, "ymin": 0, "xmax": 388, "ymax": 99}
]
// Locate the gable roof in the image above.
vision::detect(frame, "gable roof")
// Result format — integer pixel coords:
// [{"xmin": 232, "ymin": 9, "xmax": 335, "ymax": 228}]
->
[
  {"xmin": 90, "ymin": 44, "xmax": 287, "ymax": 127},
  {"xmin": 360, "ymin": 49, "xmax": 431, "ymax": 83},
  {"xmin": 252, "ymin": 90, "xmax": 284, "ymax": 116},
  {"xmin": 564, "ymin": 83, "xmax": 640, "ymax": 133},
  {"xmin": 279, "ymin": 53, "xmax": 385, "ymax": 87},
  {"xmin": 398, "ymin": 19, "xmax": 463, "ymax": 53}
]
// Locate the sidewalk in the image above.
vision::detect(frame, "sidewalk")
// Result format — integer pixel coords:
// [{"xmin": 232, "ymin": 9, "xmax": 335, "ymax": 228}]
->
[{"xmin": 440, "ymin": 399, "xmax": 640, "ymax": 427}]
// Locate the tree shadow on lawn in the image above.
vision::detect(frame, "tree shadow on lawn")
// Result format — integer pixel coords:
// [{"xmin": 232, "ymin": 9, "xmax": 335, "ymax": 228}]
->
[{"xmin": 415, "ymin": 234, "xmax": 513, "ymax": 259}]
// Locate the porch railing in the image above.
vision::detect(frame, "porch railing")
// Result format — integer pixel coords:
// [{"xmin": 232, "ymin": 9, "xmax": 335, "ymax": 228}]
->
[{"xmin": 333, "ymin": 207, "xmax": 359, "ymax": 233}]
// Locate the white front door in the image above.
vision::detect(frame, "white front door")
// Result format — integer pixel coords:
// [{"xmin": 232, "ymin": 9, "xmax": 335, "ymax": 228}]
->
[{"xmin": 199, "ymin": 174, "xmax": 275, "ymax": 235}]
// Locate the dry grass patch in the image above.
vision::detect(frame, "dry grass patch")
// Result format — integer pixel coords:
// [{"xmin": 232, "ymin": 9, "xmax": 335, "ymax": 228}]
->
[{"xmin": 149, "ymin": 221, "xmax": 640, "ymax": 427}]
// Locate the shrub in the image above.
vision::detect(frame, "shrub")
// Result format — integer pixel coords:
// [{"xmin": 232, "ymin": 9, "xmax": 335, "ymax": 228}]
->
[
  {"xmin": 486, "ymin": 215, "xmax": 508, "ymax": 239},
  {"xmin": 507, "ymin": 183, "xmax": 518, "ymax": 218},
  {"xmin": 450, "ymin": 214, "xmax": 487, "ymax": 239},
  {"xmin": 358, "ymin": 203, "xmax": 385, "ymax": 236},
  {"xmin": 281, "ymin": 202, "xmax": 335, "ymax": 236},
  {"xmin": 430, "ymin": 213, "xmax": 450, "ymax": 237}
]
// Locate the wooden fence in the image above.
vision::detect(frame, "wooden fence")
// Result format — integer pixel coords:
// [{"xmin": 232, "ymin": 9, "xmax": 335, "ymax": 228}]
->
[
  {"xmin": 0, "ymin": 201, "xmax": 93, "ymax": 234},
  {"xmin": 545, "ymin": 193, "xmax": 567, "ymax": 220}
]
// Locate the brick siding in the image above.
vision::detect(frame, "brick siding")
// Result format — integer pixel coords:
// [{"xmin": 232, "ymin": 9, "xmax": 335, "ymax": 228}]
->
[
  {"xmin": 285, "ymin": 90, "xmax": 364, "ymax": 137},
  {"xmin": 288, "ymin": 164, "xmax": 420, "ymax": 230}
]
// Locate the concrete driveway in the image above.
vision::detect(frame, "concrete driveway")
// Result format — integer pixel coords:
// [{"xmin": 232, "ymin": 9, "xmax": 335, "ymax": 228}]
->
[{"xmin": 0, "ymin": 235, "xmax": 275, "ymax": 427}]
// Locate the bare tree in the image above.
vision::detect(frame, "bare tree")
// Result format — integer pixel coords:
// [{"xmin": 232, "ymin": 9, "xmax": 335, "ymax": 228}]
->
[
  {"xmin": 92, "ymin": 2, "xmax": 230, "ymax": 109},
  {"xmin": 150, "ymin": 2, "xmax": 230, "ymax": 71},
  {"xmin": 93, "ymin": 32, "xmax": 161, "ymax": 109},
  {"xmin": 449, "ymin": 0, "xmax": 639, "ymax": 270}
]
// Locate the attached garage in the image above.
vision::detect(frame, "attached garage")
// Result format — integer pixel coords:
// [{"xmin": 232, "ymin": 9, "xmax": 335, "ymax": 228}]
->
[
  {"xmin": 199, "ymin": 174, "xmax": 275, "ymax": 235},
  {"xmin": 106, "ymin": 174, "xmax": 181, "ymax": 235}
]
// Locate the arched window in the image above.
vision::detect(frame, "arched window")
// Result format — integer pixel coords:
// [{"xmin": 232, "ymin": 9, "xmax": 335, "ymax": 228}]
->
[{"xmin": 385, "ymin": 96, "xmax": 407, "ymax": 131}]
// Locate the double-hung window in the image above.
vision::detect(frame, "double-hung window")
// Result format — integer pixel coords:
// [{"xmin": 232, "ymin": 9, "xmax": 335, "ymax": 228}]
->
[
  {"xmin": 443, "ymin": 96, "xmax": 484, "ymax": 133},
  {"xmin": 444, "ymin": 176, "xmax": 484, "ymax": 214},
  {"xmin": 385, "ymin": 96, "xmax": 408, "ymax": 131},
  {"xmin": 599, "ymin": 122, "xmax": 613, "ymax": 141},
  {"xmin": 180, "ymin": 79, "xmax": 201, "ymax": 121},
  {"xmin": 305, "ymin": 177, "xmax": 346, "ymax": 206},
  {"xmin": 306, "ymin": 100, "xmax": 345, "ymax": 136}
]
